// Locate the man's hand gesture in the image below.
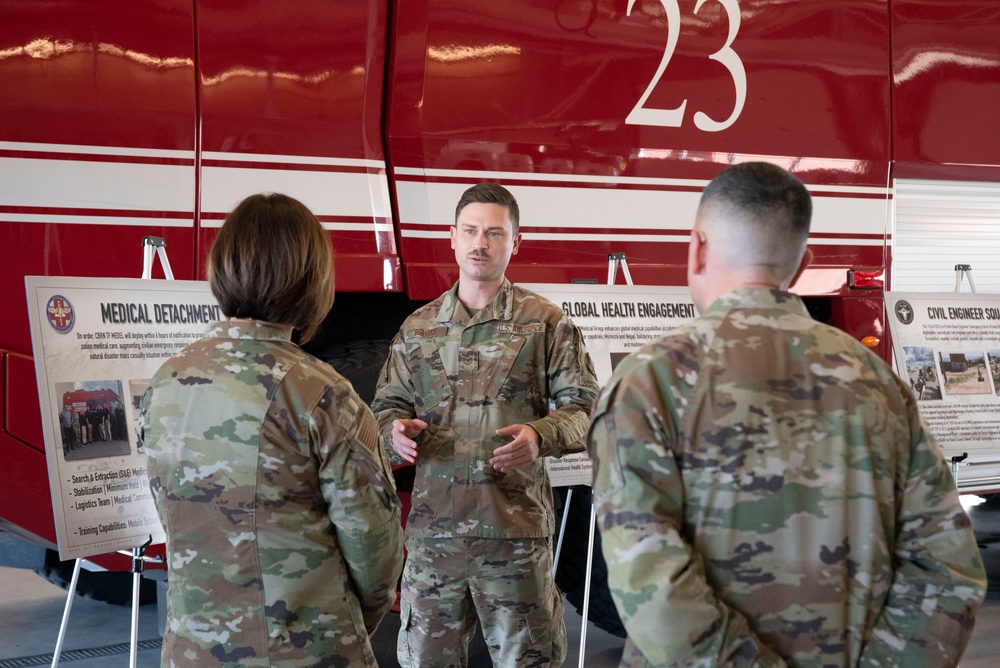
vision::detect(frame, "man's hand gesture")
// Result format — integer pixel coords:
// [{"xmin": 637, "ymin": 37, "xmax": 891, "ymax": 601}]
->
[
  {"xmin": 490, "ymin": 424, "xmax": 541, "ymax": 472},
  {"xmin": 391, "ymin": 418, "xmax": 427, "ymax": 463}
]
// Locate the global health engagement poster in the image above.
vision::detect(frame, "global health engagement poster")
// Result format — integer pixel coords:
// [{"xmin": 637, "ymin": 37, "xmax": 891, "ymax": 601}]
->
[
  {"xmin": 27, "ymin": 276, "xmax": 221, "ymax": 560},
  {"xmin": 886, "ymin": 292, "xmax": 1000, "ymax": 492},
  {"xmin": 518, "ymin": 284, "xmax": 696, "ymax": 486}
]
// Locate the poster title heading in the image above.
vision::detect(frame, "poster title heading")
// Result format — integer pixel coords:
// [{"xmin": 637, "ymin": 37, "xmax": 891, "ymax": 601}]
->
[
  {"xmin": 562, "ymin": 300, "xmax": 695, "ymax": 319},
  {"xmin": 928, "ymin": 306, "xmax": 1000, "ymax": 321},
  {"xmin": 99, "ymin": 302, "xmax": 222, "ymax": 326}
]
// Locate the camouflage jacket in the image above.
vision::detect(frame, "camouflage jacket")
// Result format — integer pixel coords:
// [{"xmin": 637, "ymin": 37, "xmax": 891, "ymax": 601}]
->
[
  {"xmin": 587, "ymin": 288, "xmax": 986, "ymax": 668},
  {"xmin": 139, "ymin": 320, "xmax": 403, "ymax": 667},
  {"xmin": 372, "ymin": 280, "xmax": 599, "ymax": 538}
]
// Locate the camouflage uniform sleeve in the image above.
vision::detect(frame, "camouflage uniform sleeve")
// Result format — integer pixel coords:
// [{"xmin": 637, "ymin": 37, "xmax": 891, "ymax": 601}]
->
[
  {"xmin": 529, "ymin": 316, "xmax": 600, "ymax": 458},
  {"xmin": 587, "ymin": 365, "xmax": 787, "ymax": 667},
  {"xmin": 315, "ymin": 386, "xmax": 404, "ymax": 633},
  {"xmin": 372, "ymin": 331, "xmax": 415, "ymax": 466},
  {"xmin": 860, "ymin": 384, "xmax": 986, "ymax": 666}
]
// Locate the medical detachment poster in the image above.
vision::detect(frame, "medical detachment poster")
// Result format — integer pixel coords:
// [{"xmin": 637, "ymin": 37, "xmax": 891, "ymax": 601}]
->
[{"xmin": 27, "ymin": 276, "xmax": 221, "ymax": 560}]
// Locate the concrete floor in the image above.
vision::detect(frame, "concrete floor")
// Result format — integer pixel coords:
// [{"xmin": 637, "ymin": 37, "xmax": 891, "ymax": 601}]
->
[
  {"xmin": 1, "ymin": 494, "xmax": 998, "ymax": 667},
  {"xmin": 0, "ymin": 534, "xmax": 623, "ymax": 667}
]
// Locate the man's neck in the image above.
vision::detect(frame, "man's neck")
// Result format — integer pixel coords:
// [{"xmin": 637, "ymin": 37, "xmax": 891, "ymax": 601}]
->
[
  {"xmin": 457, "ymin": 277, "xmax": 504, "ymax": 311},
  {"xmin": 694, "ymin": 269, "xmax": 787, "ymax": 313}
]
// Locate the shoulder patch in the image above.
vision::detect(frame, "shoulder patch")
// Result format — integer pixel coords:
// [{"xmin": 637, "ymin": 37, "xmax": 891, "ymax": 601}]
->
[{"xmin": 355, "ymin": 408, "xmax": 381, "ymax": 456}]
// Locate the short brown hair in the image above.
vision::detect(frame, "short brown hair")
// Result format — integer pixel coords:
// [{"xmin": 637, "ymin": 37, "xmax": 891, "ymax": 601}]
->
[
  {"xmin": 454, "ymin": 182, "xmax": 520, "ymax": 234},
  {"xmin": 208, "ymin": 193, "xmax": 334, "ymax": 343}
]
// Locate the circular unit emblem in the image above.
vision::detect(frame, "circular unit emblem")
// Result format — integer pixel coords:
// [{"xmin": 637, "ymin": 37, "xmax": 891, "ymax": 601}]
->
[
  {"xmin": 893, "ymin": 300, "xmax": 914, "ymax": 325},
  {"xmin": 46, "ymin": 294, "xmax": 75, "ymax": 334}
]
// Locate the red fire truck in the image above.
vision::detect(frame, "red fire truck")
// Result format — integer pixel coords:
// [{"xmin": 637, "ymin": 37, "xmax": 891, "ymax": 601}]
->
[
  {"xmin": 2, "ymin": 0, "xmax": 1000, "ymax": 620},
  {"xmin": 61, "ymin": 389, "xmax": 120, "ymax": 413}
]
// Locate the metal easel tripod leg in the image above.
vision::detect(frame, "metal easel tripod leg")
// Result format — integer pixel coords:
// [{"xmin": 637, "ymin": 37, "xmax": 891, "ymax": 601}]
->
[
  {"xmin": 954, "ymin": 264, "xmax": 977, "ymax": 294},
  {"xmin": 142, "ymin": 236, "xmax": 174, "ymax": 280},
  {"xmin": 559, "ymin": 253, "xmax": 635, "ymax": 667},
  {"xmin": 123, "ymin": 535, "xmax": 155, "ymax": 668},
  {"xmin": 50, "ymin": 559, "xmax": 82, "ymax": 668},
  {"xmin": 607, "ymin": 252, "xmax": 634, "ymax": 286}
]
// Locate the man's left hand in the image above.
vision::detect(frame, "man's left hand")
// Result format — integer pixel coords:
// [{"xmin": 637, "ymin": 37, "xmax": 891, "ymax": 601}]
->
[{"xmin": 490, "ymin": 424, "xmax": 541, "ymax": 472}]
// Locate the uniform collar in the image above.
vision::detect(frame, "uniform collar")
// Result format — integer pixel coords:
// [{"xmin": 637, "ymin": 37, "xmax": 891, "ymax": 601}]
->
[
  {"xmin": 705, "ymin": 286, "xmax": 809, "ymax": 316},
  {"xmin": 437, "ymin": 279, "xmax": 515, "ymax": 325},
  {"xmin": 205, "ymin": 319, "xmax": 292, "ymax": 342}
]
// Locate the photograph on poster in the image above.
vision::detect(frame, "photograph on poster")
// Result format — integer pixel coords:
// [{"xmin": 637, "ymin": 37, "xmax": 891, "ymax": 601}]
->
[
  {"xmin": 987, "ymin": 352, "xmax": 1000, "ymax": 396},
  {"xmin": 937, "ymin": 351, "xmax": 992, "ymax": 396},
  {"xmin": 55, "ymin": 380, "xmax": 131, "ymax": 460},
  {"xmin": 609, "ymin": 352, "xmax": 629, "ymax": 373},
  {"xmin": 128, "ymin": 379, "xmax": 150, "ymax": 451},
  {"xmin": 901, "ymin": 346, "xmax": 942, "ymax": 401}
]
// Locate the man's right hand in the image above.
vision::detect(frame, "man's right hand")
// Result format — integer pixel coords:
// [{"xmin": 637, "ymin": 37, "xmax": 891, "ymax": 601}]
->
[{"xmin": 391, "ymin": 418, "xmax": 427, "ymax": 463}]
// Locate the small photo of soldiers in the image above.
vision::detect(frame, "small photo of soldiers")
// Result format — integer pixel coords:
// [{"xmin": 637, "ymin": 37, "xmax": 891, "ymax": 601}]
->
[{"xmin": 56, "ymin": 380, "xmax": 131, "ymax": 459}]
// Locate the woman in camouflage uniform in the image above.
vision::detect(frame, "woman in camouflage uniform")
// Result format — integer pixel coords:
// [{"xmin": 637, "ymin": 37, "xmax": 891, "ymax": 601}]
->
[{"xmin": 140, "ymin": 193, "xmax": 403, "ymax": 667}]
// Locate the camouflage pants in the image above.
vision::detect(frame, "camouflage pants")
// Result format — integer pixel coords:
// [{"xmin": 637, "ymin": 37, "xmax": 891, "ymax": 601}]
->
[{"xmin": 398, "ymin": 535, "xmax": 567, "ymax": 668}]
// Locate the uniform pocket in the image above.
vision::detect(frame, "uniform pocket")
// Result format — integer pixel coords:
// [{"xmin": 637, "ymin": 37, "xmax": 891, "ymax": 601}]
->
[
  {"xmin": 397, "ymin": 597, "xmax": 415, "ymax": 666},
  {"xmin": 524, "ymin": 604, "xmax": 553, "ymax": 644},
  {"xmin": 399, "ymin": 597, "xmax": 413, "ymax": 630},
  {"xmin": 523, "ymin": 598, "xmax": 566, "ymax": 665},
  {"xmin": 589, "ymin": 378, "xmax": 626, "ymax": 505},
  {"xmin": 415, "ymin": 341, "xmax": 453, "ymax": 420},
  {"xmin": 482, "ymin": 336, "xmax": 528, "ymax": 408}
]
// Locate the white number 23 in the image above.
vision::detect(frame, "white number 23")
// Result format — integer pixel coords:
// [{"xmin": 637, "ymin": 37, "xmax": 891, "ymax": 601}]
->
[{"xmin": 625, "ymin": 0, "xmax": 746, "ymax": 132}]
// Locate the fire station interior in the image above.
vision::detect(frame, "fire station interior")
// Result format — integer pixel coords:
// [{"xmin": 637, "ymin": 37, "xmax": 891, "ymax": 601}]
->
[
  {"xmin": 3, "ymin": 304, "xmax": 1000, "ymax": 667},
  {"xmin": 3, "ymin": 274, "xmax": 1000, "ymax": 666},
  {"xmin": 6, "ymin": 0, "xmax": 1000, "ymax": 665}
]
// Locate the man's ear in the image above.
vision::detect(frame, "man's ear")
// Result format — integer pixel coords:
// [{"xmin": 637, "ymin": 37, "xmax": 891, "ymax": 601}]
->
[
  {"xmin": 450, "ymin": 225, "xmax": 457, "ymax": 250},
  {"xmin": 688, "ymin": 228, "xmax": 707, "ymax": 276},
  {"xmin": 787, "ymin": 247, "xmax": 814, "ymax": 289},
  {"xmin": 511, "ymin": 232, "xmax": 522, "ymax": 255}
]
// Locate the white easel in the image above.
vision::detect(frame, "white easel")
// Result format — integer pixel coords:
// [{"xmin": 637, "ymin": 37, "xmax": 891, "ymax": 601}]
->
[
  {"xmin": 141, "ymin": 235, "xmax": 175, "ymax": 281},
  {"xmin": 950, "ymin": 264, "xmax": 974, "ymax": 483},
  {"xmin": 50, "ymin": 236, "xmax": 170, "ymax": 668},
  {"xmin": 552, "ymin": 252, "xmax": 633, "ymax": 668}
]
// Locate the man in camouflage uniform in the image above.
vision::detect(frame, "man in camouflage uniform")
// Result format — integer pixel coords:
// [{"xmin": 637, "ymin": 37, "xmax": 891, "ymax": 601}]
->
[
  {"xmin": 587, "ymin": 162, "xmax": 987, "ymax": 667},
  {"xmin": 372, "ymin": 182, "xmax": 599, "ymax": 667}
]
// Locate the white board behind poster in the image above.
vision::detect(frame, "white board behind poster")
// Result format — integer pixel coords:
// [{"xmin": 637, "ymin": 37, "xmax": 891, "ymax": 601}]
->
[
  {"xmin": 518, "ymin": 283, "xmax": 696, "ymax": 486},
  {"xmin": 885, "ymin": 291, "xmax": 1000, "ymax": 492},
  {"xmin": 26, "ymin": 276, "xmax": 222, "ymax": 560}
]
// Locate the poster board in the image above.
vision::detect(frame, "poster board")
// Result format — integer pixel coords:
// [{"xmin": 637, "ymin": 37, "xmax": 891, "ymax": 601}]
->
[
  {"xmin": 885, "ymin": 292, "xmax": 1000, "ymax": 492},
  {"xmin": 26, "ymin": 276, "xmax": 221, "ymax": 560},
  {"xmin": 518, "ymin": 283, "xmax": 697, "ymax": 486}
]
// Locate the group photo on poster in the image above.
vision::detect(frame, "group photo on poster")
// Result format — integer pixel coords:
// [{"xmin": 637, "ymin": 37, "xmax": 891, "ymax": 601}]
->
[
  {"xmin": 55, "ymin": 380, "xmax": 131, "ymax": 460},
  {"xmin": 901, "ymin": 346, "xmax": 943, "ymax": 401}
]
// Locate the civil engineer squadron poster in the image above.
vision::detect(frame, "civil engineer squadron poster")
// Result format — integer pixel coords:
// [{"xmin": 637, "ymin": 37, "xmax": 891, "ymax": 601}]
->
[{"xmin": 886, "ymin": 291, "xmax": 1000, "ymax": 493}]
